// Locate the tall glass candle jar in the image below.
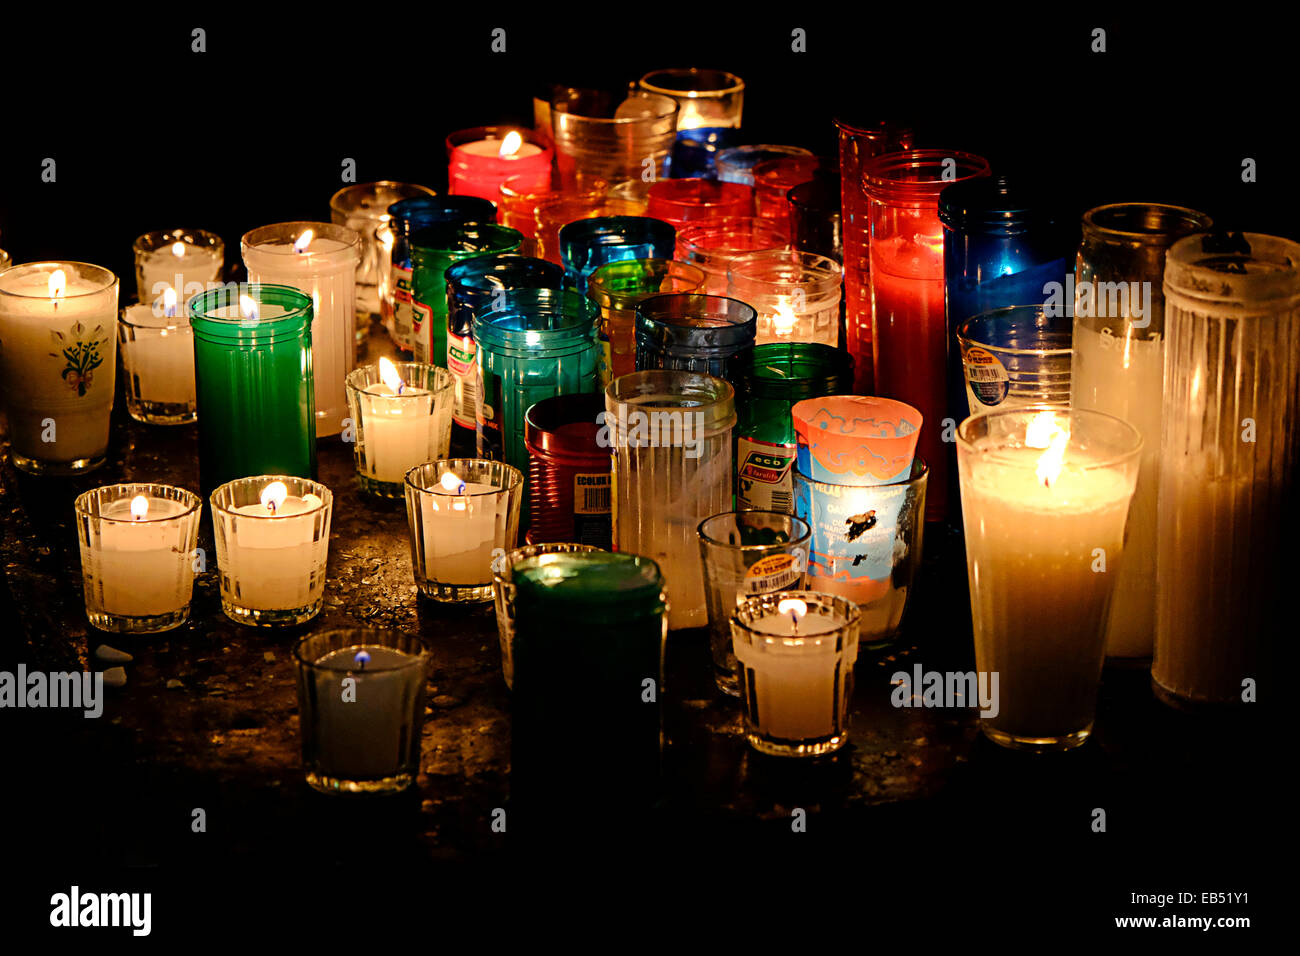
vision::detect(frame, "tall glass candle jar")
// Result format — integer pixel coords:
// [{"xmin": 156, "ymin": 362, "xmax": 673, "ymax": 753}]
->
[
  {"xmin": 445, "ymin": 254, "xmax": 565, "ymax": 432},
  {"xmin": 0, "ymin": 261, "xmax": 119, "ymax": 474},
  {"xmin": 727, "ymin": 249, "xmax": 842, "ymax": 345},
  {"xmin": 558, "ymin": 215, "xmax": 676, "ymax": 294},
  {"xmin": 189, "ymin": 284, "xmax": 316, "ymax": 495},
  {"xmin": 1070, "ymin": 203, "xmax": 1212, "ymax": 663},
  {"xmin": 834, "ymin": 117, "xmax": 914, "ymax": 393},
  {"xmin": 118, "ymin": 302, "xmax": 197, "ymax": 424},
  {"xmin": 587, "ymin": 258, "xmax": 706, "ymax": 382},
  {"xmin": 498, "ymin": 176, "xmax": 555, "ymax": 257},
  {"xmin": 735, "ymin": 343, "xmax": 853, "ymax": 512},
  {"xmin": 473, "ymin": 289, "xmax": 602, "ymax": 496},
  {"xmin": 788, "ymin": 174, "xmax": 843, "ymax": 263},
  {"xmin": 637, "ymin": 68, "xmax": 744, "ymax": 131},
  {"xmin": 634, "ymin": 292, "xmax": 757, "ymax": 384},
  {"xmin": 1154, "ymin": 232, "xmax": 1299, "ymax": 708},
  {"xmin": 675, "ymin": 218, "xmax": 788, "ymax": 296},
  {"xmin": 550, "ymin": 89, "xmax": 678, "ymax": 191},
  {"xmin": 241, "ymin": 221, "xmax": 362, "ymax": 438},
  {"xmin": 75, "ymin": 483, "xmax": 202, "ymax": 633},
  {"xmin": 524, "ymin": 393, "xmax": 612, "ymax": 548},
  {"xmin": 644, "ymin": 179, "xmax": 754, "ymax": 229},
  {"xmin": 330, "ymin": 181, "xmax": 435, "ymax": 335},
  {"xmin": 715, "ymin": 145, "xmax": 814, "ymax": 187},
  {"xmin": 132, "ymin": 228, "xmax": 224, "ymax": 316},
  {"xmin": 864, "ymin": 149, "xmax": 991, "ymax": 524},
  {"xmin": 956, "ymin": 305, "xmax": 1073, "ymax": 415},
  {"xmin": 446, "ymin": 126, "xmax": 553, "ymax": 202},
  {"xmin": 752, "ymin": 156, "xmax": 823, "ymax": 237},
  {"xmin": 606, "ymin": 369, "xmax": 735, "ymax": 630},
  {"xmin": 409, "ymin": 221, "xmax": 522, "ymax": 367},
  {"xmin": 344, "ymin": 361, "xmax": 454, "ymax": 497},
  {"xmin": 387, "ymin": 195, "xmax": 496, "ymax": 352}
]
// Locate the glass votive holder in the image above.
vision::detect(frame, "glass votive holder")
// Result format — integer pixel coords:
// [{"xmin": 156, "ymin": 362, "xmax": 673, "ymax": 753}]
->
[
  {"xmin": 404, "ymin": 459, "xmax": 523, "ymax": 603},
  {"xmin": 634, "ymin": 292, "xmax": 757, "ymax": 383},
  {"xmin": 293, "ymin": 629, "xmax": 430, "ymax": 795},
  {"xmin": 491, "ymin": 542, "xmax": 604, "ymax": 689},
  {"xmin": 132, "ymin": 228, "xmax": 224, "ymax": 315},
  {"xmin": 957, "ymin": 407, "xmax": 1141, "ymax": 751},
  {"xmin": 524, "ymin": 393, "xmax": 612, "ymax": 548},
  {"xmin": 788, "ymin": 174, "xmax": 843, "ymax": 263},
  {"xmin": 716, "ymin": 145, "xmax": 814, "ymax": 187},
  {"xmin": 637, "ymin": 68, "xmax": 745, "ymax": 131},
  {"xmin": 118, "ymin": 301, "xmax": 197, "ymax": 424},
  {"xmin": 558, "ymin": 215, "xmax": 676, "ymax": 293},
  {"xmin": 498, "ymin": 175, "xmax": 556, "ymax": 257},
  {"xmin": 330, "ymin": 181, "xmax": 435, "ymax": 333},
  {"xmin": 645, "ymin": 178, "xmax": 753, "ymax": 229},
  {"xmin": 446, "ymin": 126, "xmax": 553, "ymax": 202},
  {"xmin": 0, "ymin": 261, "xmax": 119, "ymax": 475},
  {"xmin": 698, "ymin": 510, "xmax": 811, "ymax": 697},
  {"xmin": 533, "ymin": 188, "xmax": 639, "ymax": 265},
  {"xmin": 732, "ymin": 591, "xmax": 860, "ymax": 757},
  {"xmin": 75, "ymin": 483, "xmax": 202, "ymax": 633},
  {"xmin": 550, "ymin": 88, "xmax": 678, "ymax": 191},
  {"xmin": 794, "ymin": 459, "xmax": 928, "ymax": 647},
  {"xmin": 211, "ymin": 475, "xmax": 334, "ymax": 627},
  {"xmin": 752, "ymin": 156, "xmax": 824, "ymax": 237},
  {"xmin": 587, "ymin": 258, "xmax": 707, "ymax": 382},
  {"xmin": 955, "ymin": 305, "xmax": 1072, "ymax": 416},
  {"xmin": 344, "ymin": 361, "xmax": 454, "ymax": 498},
  {"xmin": 727, "ymin": 249, "xmax": 842, "ymax": 346},
  {"xmin": 675, "ymin": 218, "xmax": 789, "ymax": 295},
  {"xmin": 188, "ymin": 283, "xmax": 316, "ymax": 496}
]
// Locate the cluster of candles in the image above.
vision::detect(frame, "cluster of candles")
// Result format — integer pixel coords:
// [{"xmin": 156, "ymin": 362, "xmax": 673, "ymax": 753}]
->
[{"xmin": 1, "ymin": 66, "xmax": 1293, "ymax": 792}]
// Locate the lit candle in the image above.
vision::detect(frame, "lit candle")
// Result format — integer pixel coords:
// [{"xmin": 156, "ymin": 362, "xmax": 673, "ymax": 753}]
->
[
  {"xmin": 344, "ymin": 358, "xmax": 453, "ymax": 496},
  {"xmin": 118, "ymin": 292, "xmax": 197, "ymax": 423},
  {"xmin": 133, "ymin": 230, "xmax": 223, "ymax": 316},
  {"xmin": 447, "ymin": 127, "xmax": 553, "ymax": 203}
]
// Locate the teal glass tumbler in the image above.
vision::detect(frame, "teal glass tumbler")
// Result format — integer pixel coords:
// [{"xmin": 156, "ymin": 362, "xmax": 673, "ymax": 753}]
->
[
  {"xmin": 558, "ymin": 216, "xmax": 676, "ymax": 293},
  {"xmin": 189, "ymin": 284, "xmax": 317, "ymax": 496}
]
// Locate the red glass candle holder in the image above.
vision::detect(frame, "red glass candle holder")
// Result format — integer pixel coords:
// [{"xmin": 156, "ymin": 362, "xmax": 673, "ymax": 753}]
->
[
  {"xmin": 447, "ymin": 126, "xmax": 553, "ymax": 203},
  {"xmin": 498, "ymin": 175, "xmax": 556, "ymax": 257},
  {"xmin": 752, "ymin": 156, "xmax": 823, "ymax": 238},
  {"xmin": 675, "ymin": 218, "xmax": 788, "ymax": 296},
  {"xmin": 646, "ymin": 178, "xmax": 753, "ymax": 229},
  {"xmin": 524, "ymin": 393, "xmax": 612, "ymax": 548},
  {"xmin": 863, "ymin": 149, "xmax": 990, "ymax": 524},
  {"xmin": 834, "ymin": 118, "xmax": 914, "ymax": 393}
]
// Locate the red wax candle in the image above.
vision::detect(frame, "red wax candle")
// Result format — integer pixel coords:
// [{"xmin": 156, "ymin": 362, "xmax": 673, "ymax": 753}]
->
[
  {"xmin": 863, "ymin": 149, "xmax": 989, "ymax": 523},
  {"xmin": 447, "ymin": 126, "xmax": 553, "ymax": 203}
]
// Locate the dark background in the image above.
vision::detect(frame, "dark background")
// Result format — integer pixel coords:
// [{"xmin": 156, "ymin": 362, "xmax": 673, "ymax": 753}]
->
[{"xmin": 0, "ymin": 8, "xmax": 1286, "ymax": 942}]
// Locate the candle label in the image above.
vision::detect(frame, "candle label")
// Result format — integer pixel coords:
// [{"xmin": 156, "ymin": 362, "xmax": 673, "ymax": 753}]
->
[
  {"xmin": 795, "ymin": 476, "xmax": 912, "ymax": 605},
  {"xmin": 962, "ymin": 346, "xmax": 1010, "ymax": 409},
  {"xmin": 48, "ymin": 321, "xmax": 109, "ymax": 397},
  {"xmin": 572, "ymin": 472, "xmax": 612, "ymax": 546},
  {"xmin": 447, "ymin": 330, "xmax": 478, "ymax": 428},
  {"xmin": 737, "ymin": 438, "xmax": 795, "ymax": 512},
  {"xmin": 742, "ymin": 552, "xmax": 803, "ymax": 595},
  {"xmin": 392, "ymin": 265, "xmax": 415, "ymax": 348},
  {"xmin": 410, "ymin": 300, "xmax": 433, "ymax": 364},
  {"xmin": 476, "ymin": 368, "xmax": 504, "ymax": 460}
]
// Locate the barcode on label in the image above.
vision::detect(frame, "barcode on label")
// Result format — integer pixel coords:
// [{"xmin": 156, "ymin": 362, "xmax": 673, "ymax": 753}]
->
[
  {"xmin": 581, "ymin": 485, "xmax": 610, "ymax": 513},
  {"xmin": 769, "ymin": 489, "xmax": 792, "ymax": 512},
  {"xmin": 965, "ymin": 365, "xmax": 1004, "ymax": 382},
  {"xmin": 573, "ymin": 473, "xmax": 611, "ymax": 515}
]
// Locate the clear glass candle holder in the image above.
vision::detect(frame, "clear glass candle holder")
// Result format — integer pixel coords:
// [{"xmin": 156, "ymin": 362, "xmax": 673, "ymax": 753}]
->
[
  {"xmin": 294, "ymin": 629, "xmax": 430, "ymax": 795},
  {"xmin": 491, "ymin": 542, "xmax": 604, "ymax": 689},
  {"xmin": 732, "ymin": 591, "xmax": 860, "ymax": 757},
  {"xmin": 727, "ymin": 249, "xmax": 842, "ymax": 346},
  {"xmin": 132, "ymin": 228, "xmax": 224, "ymax": 315},
  {"xmin": 0, "ymin": 261, "xmax": 119, "ymax": 475},
  {"xmin": 715, "ymin": 144, "xmax": 814, "ymax": 187},
  {"xmin": 637, "ymin": 68, "xmax": 745, "ymax": 130},
  {"xmin": 645, "ymin": 178, "xmax": 754, "ymax": 229},
  {"xmin": 344, "ymin": 362, "xmax": 454, "ymax": 498},
  {"xmin": 75, "ymin": 483, "xmax": 202, "ymax": 633},
  {"xmin": 119, "ymin": 302, "xmax": 197, "ymax": 424},
  {"xmin": 211, "ymin": 475, "xmax": 334, "ymax": 627},
  {"xmin": 606, "ymin": 370, "xmax": 736, "ymax": 630},
  {"xmin": 550, "ymin": 88, "xmax": 678, "ymax": 191},
  {"xmin": 587, "ymin": 258, "xmax": 707, "ymax": 382},
  {"xmin": 698, "ymin": 511, "xmax": 810, "ymax": 697},
  {"xmin": 957, "ymin": 407, "xmax": 1141, "ymax": 751},
  {"xmin": 675, "ymin": 218, "xmax": 789, "ymax": 296},
  {"xmin": 956, "ymin": 305, "xmax": 1073, "ymax": 416},
  {"xmin": 404, "ymin": 459, "xmax": 523, "ymax": 603}
]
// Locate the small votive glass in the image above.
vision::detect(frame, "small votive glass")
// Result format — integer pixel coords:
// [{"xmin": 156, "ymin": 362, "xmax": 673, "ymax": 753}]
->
[
  {"xmin": 118, "ymin": 302, "xmax": 197, "ymax": 424},
  {"xmin": 344, "ymin": 362, "xmax": 454, "ymax": 498},
  {"xmin": 955, "ymin": 305, "xmax": 1073, "ymax": 416},
  {"xmin": 211, "ymin": 476, "xmax": 334, "ymax": 627},
  {"xmin": 675, "ymin": 218, "xmax": 788, "ymax": 295},
  {"xmin": 294, "ymin": 629, "xmax": 430, "ymax": 795},
  {"xmin": 404, "ymin": 459, "xmax": 523, "ymax": 603},
  {"xmin": 645, "ymin": 178, "xmax": 754, "ymax": 228},
  {"xmin": 732, "ymin": 591, "xmax": 860, "ymax": 757},
  {"xmin": 637, "ymin": 68, "xmax": 745, "ymax": 131},
  {"xmin": 727, "ymin": 249, "xmax": 842, "ymax": 346},
  {"xmin": 132, "ymin": 228, "xmax": 224, "ymax": 314},
  {"xmin": 75, "ymin": 483, "xmax": 202, "ymax": 633},
  {"xmin": 698, "ymin": 511, "xmax": 810, "ymax": 697},
  {"xmin": 491, "ymin": 542, "xmax": 604, "ymax": 689}
]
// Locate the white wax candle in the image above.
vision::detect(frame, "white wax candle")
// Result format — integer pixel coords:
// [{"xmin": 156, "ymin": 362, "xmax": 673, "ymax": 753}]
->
[
  {"xmin": 358, "ymin": 380, "xmax": 435, "ymax": 483},
  {"xmin": 458, "ymin": 138, "xmax": 544, "ymax": 158},
  {"xmin": 227, "ymin": 492, "xmax": 327, "ymax": 610},
  {"xmin": 120, "ymin": 303, "xmax": 196, "ymax": 405},
  {"xmin": 419, "ymin": 482, "xmax": 499, "ymax": 585},
  {"xmin": 734, "ymin": 614, "xmax": 852, "ymax": 741},
  {"xmin": 309, "ymin": 645, "xmax": 423, "ymax": 780},
  {"xmin": 137, "ymin": 243, "xmax": 222, "ymax": 313},
  {"xmin": 87, "ymin": 496, "xmax": 194, "ymax": 616}
]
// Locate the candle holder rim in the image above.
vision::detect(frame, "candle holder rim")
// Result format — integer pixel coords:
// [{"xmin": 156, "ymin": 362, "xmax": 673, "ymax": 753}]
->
[
  {"xmin": 209, "ymin": 475, "xmax": 333, "ymax": 517},
  {"xmin": 636, "ymin": 292, "xmax": 758, "ymax": 324},
  {"xmin": 292, "ymin": 629, "xmax": 430, "ymax": 670},
  {"xmin": 675, "ymin": 218, "xmax": 789, "ymax": 254},
  {"xmin": 725, "ymin": 248, "xmax": 843, "ymax": 284},
  {"xmin": 345, "ymin": 362, "xmax": 454, "ymax": 394},
  {"xmin": 559, "ymin": 214, "xmax": 677, "ymax": 245},
  {"xmin": 240, "ymin": 220, "xmax": 365, "ymax": 256},
  {"xmin": 954, "ymin": 405, "xmax": 1143, "ymax": 467},
  {"xmin": 119, "ymin": 301, "xmax": 194, "ymax": 331},
  {"xmin": 187, "ymin": 282, "xmax": 312, "ymax": 325},
  {"xmin": 955, "ymin": 305, "xmax": 1075, "ymax": 357},
  {"xmin": 74, "ymin": 483, "xmax": 202, "ymax": 523},
  {"xmin": 1081, "ymin": 202, "xmax": 1214, "ymax": 244},
  {"xmin": 491, "ymin": 541, "xmax": 605, "ymax": 579},
  {"xmin": 861, "ymin": 149, "xmax": 992, "ymax": 192},
  {"xmin": 1164, "ymin": 231, "xmax": 1300, "ymax": 305},
  {"xmin": 387, "ymin": 195, "xmax": 497, "ymax": 227},
  {"xmin": 0, "ymin": 261, "xmax": 119, "ymax": 298},
  {"xmin": 696, "ymin": 509, "xmax": 811, "ymax": 550},
  {"xmin": 408, "ymin": 221, "xmax": 523, "ymax": 254},
  {"xmin": 586, "ymin": 258, "xmax": 707, "ymax": 305},
  {"xmin": 404, "ymin": 459, "xmax": 524, "ymax": 495},
  {"xmin": 731, "ymin": 588, "xmax": 861, "ymax": 633},
  {"xmin": 604, "ymin": 368, "xmax": 735, "ymax": 406},
  {"xmin": 329, "ymin": 181, "xmax": 437, "ymax": 218},
  {"xmin": 638, "ymin": 67, "xmax": 745, "ymax": 97},
  {"xmin": 131, "ymin": 228, "xmax": 225, "ymax": 255},
  {"xmin": 551, "ymin": 91, "xmax": 678, "ymax": 123},
  {"xmin": 792, "ymin": 456, "xmax": 929, "ymax": 490}
]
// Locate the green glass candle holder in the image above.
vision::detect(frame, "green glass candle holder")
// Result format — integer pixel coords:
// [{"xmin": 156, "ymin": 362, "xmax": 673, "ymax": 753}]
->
[{"xmin": 189, "ymin": 284, "xmax": 317, "ymax": 495}]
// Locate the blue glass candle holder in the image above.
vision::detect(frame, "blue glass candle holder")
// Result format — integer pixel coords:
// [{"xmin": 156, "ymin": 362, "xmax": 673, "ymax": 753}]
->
[
  {"xmin": 669, "ymin": 127, "xmax": 741, "ymax": 180},
  {"xmin": 558, "ymin": 216, "xmax": 676, "ymax": 293}
]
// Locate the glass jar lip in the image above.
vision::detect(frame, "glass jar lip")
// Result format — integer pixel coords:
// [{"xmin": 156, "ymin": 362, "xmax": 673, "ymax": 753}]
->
[
  {"xmin": 404, "ymin": 459, "xmax": 523, "ymax": 496},
  {"xmin": 293, "ymin": 629, "xmax": 430, "ymax": 671},
  {"xmin": 833, "ymin": 116, "xmax": 913, "ymax": 139},
  {"xmin": 345, "ymin": 361, "xmax": 454, "ymax": 395},
  {"xmin": 1081, "ymin": 203, "xmax": 1213, "ymax": 244},
  {"xmin": 639, "ymin": 68, "xmax": 745, "ymax": 97},
  {"xmin": 510, "ymin": 551, "xmax": 665, "ymax": 610},
  {"xmin": 409, "ymin": 222, "xmax": 522, "ymax": 255},
  {"xmin": 0, "ymin": 261, "xmax": 119, "ymax": 299},
  {"xmin": 240, "ymin": 221, "xmax": 364, "ymax": 257},
  {"xmin": 551, "ymin": 91, "xmax": 678, "ymax": 124},
  {"xmin": 954, "ymin": 405, "xmax": 1143, "ymax": 469},
  {"xmin": 605, "ymin": 369, "xmax": 736, "ymax": 418},
  {"xmin": 559, "ymin": 215, "xmax": 676, "ymax": 246},
  {"xmin": 793, "ymin": 455, "xmax": 930, "ymax": 490},
  {"xmin": 586, "ymin": 258, "xmax": 707, "ymax": 306},
  {"xmin": 473, "ymin": 288, "xmax": 600, "ymax": 344},
  {"xmin": 697, "ymin": 509, "xmax": 811, "ymax": 550},
  {"xmin": 732, "ymin": 588, "xmax": 861, "ymax": 634},
  {"xmin": 524, "ymin": 393, "xmax": 608, "ymax": 454},
  {"xmin": 726, "ymin": 249, "xmax": 842, "ymax": 287},
  {"xmin": 132, "ymin": 228, "xmax": 225, "ymax": 255},
  {"xmin": 446, "ymin": 253, "xmax": 565, "ymax": 292},
  {"xmin": 188, "ymin": 282, "xmax": 312, "ymax": 327},
  {"xmin": 120, "ymin": 301, "xmax": 193, "ymax": 331},
  {"xmin": 388, "ymin": 195, "xmax": 497, "ymax": 226},
  {"xmin": 937, "ymin": 175, "xmax": 1065, "ymax": 232},
  {"xmin": 742, "ymin": 342, "xmax": 854, "ymax": 395},
  {"xmin": 648, "ymin": 178, "xmax": 753, "ymax": 206},
  {"xmin": 329, "ymin": 182, "xmax": 436, "ymax": 219},
  {"xmin": 955, "ymin": 305, "xmax": 1075, "ymax": 357},
  {"xmin": 491, "ymin": 542, "xmax": 606, "ymax": 579},
  {"xmin": 752, "ymin": 156, "xmax": 824, "ymax": 187},
  {"xmin": 862, "ymin": 149, "xmax": 992, "ymax": 197},
  {"xmin": 74, "ymin": 483, "xmax": 202, "ymax": 523},
  {"xmin": 445, "ymin": 125, "xmax": 548, "ymax": 156},
  {"xmin": 209, "ymin": 475, "xmax": 333, "ymax": 517},
  {"xmin": 1164, "ymin": 232, "xmax": 1300, "ymax": 305},
  {"xmin": 675, "ymin": 218, "xmax": 789, "ymax": 255},
  {"xmin": 637, "ymin": 292, "xmax": 757, "ymax": 326}
]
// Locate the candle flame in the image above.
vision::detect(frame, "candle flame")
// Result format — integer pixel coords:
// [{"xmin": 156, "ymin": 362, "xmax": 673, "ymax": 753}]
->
[
  {"xmin": 294, "ymin": 229, "xmax": 314, "ymax": 254},
  {"xmin": 440, "ymin": 471, "xmax": 468, "ymax": 495},
  {"xmin": 498, "ymin": 130, "xmax": 524, "ymax": 158},
  {"xmin": 777, "ymin": 597, "xmax": 807, "ymax": 624},
  {"xmin": 772, "ymin": 305, "xmax": 797, "ymax": 336},
  {"xmin": 378, "ymin": 356, "xmax": 405, "ymax": 394},
  {"xmin": 162, "ymin": 286, "xmax": 178, "ymax": 318},
  {"xmin": 260, "ymin": 481, "xmax": 288, "ymax": 514},
  {"xmin": 171, "ymin": 241, "xmax": 186, "ymax": 257},
  {"xmin": 239, "ymin": 294, "xmax": 259, "ymax": 322},
  {"xmin": 48, "ymin": 269, "xmax": 66, "ymax": 300},
  {"xmin": 1025, "ymin": 411, "xmax": 1070, "ymax": 487},
  {"xmin": 130, "ymin": 495, "xmax": 149, "ymax": 520},
  {"xmin": 377, "ymin": 225, "xmax": 394, "ymax": 251}
]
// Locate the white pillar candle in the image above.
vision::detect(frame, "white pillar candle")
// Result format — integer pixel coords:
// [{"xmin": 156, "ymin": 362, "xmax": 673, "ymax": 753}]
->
[
  {"xmin": 242, "ymin": 223, "xmax": 362, "ymax": 437},
  {"xmin": 418, "ymin": 471, "xmax": 501, "ymax": 586},
  {"xmin": 0, "ymin": 262, "xmax": 118, "ymax": 472}
]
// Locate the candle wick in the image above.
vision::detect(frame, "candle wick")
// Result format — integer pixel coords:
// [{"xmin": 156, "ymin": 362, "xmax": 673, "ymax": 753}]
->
[{"xmin": 267, "ymin": 501, "xmax": 277, "ymax": 515}]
